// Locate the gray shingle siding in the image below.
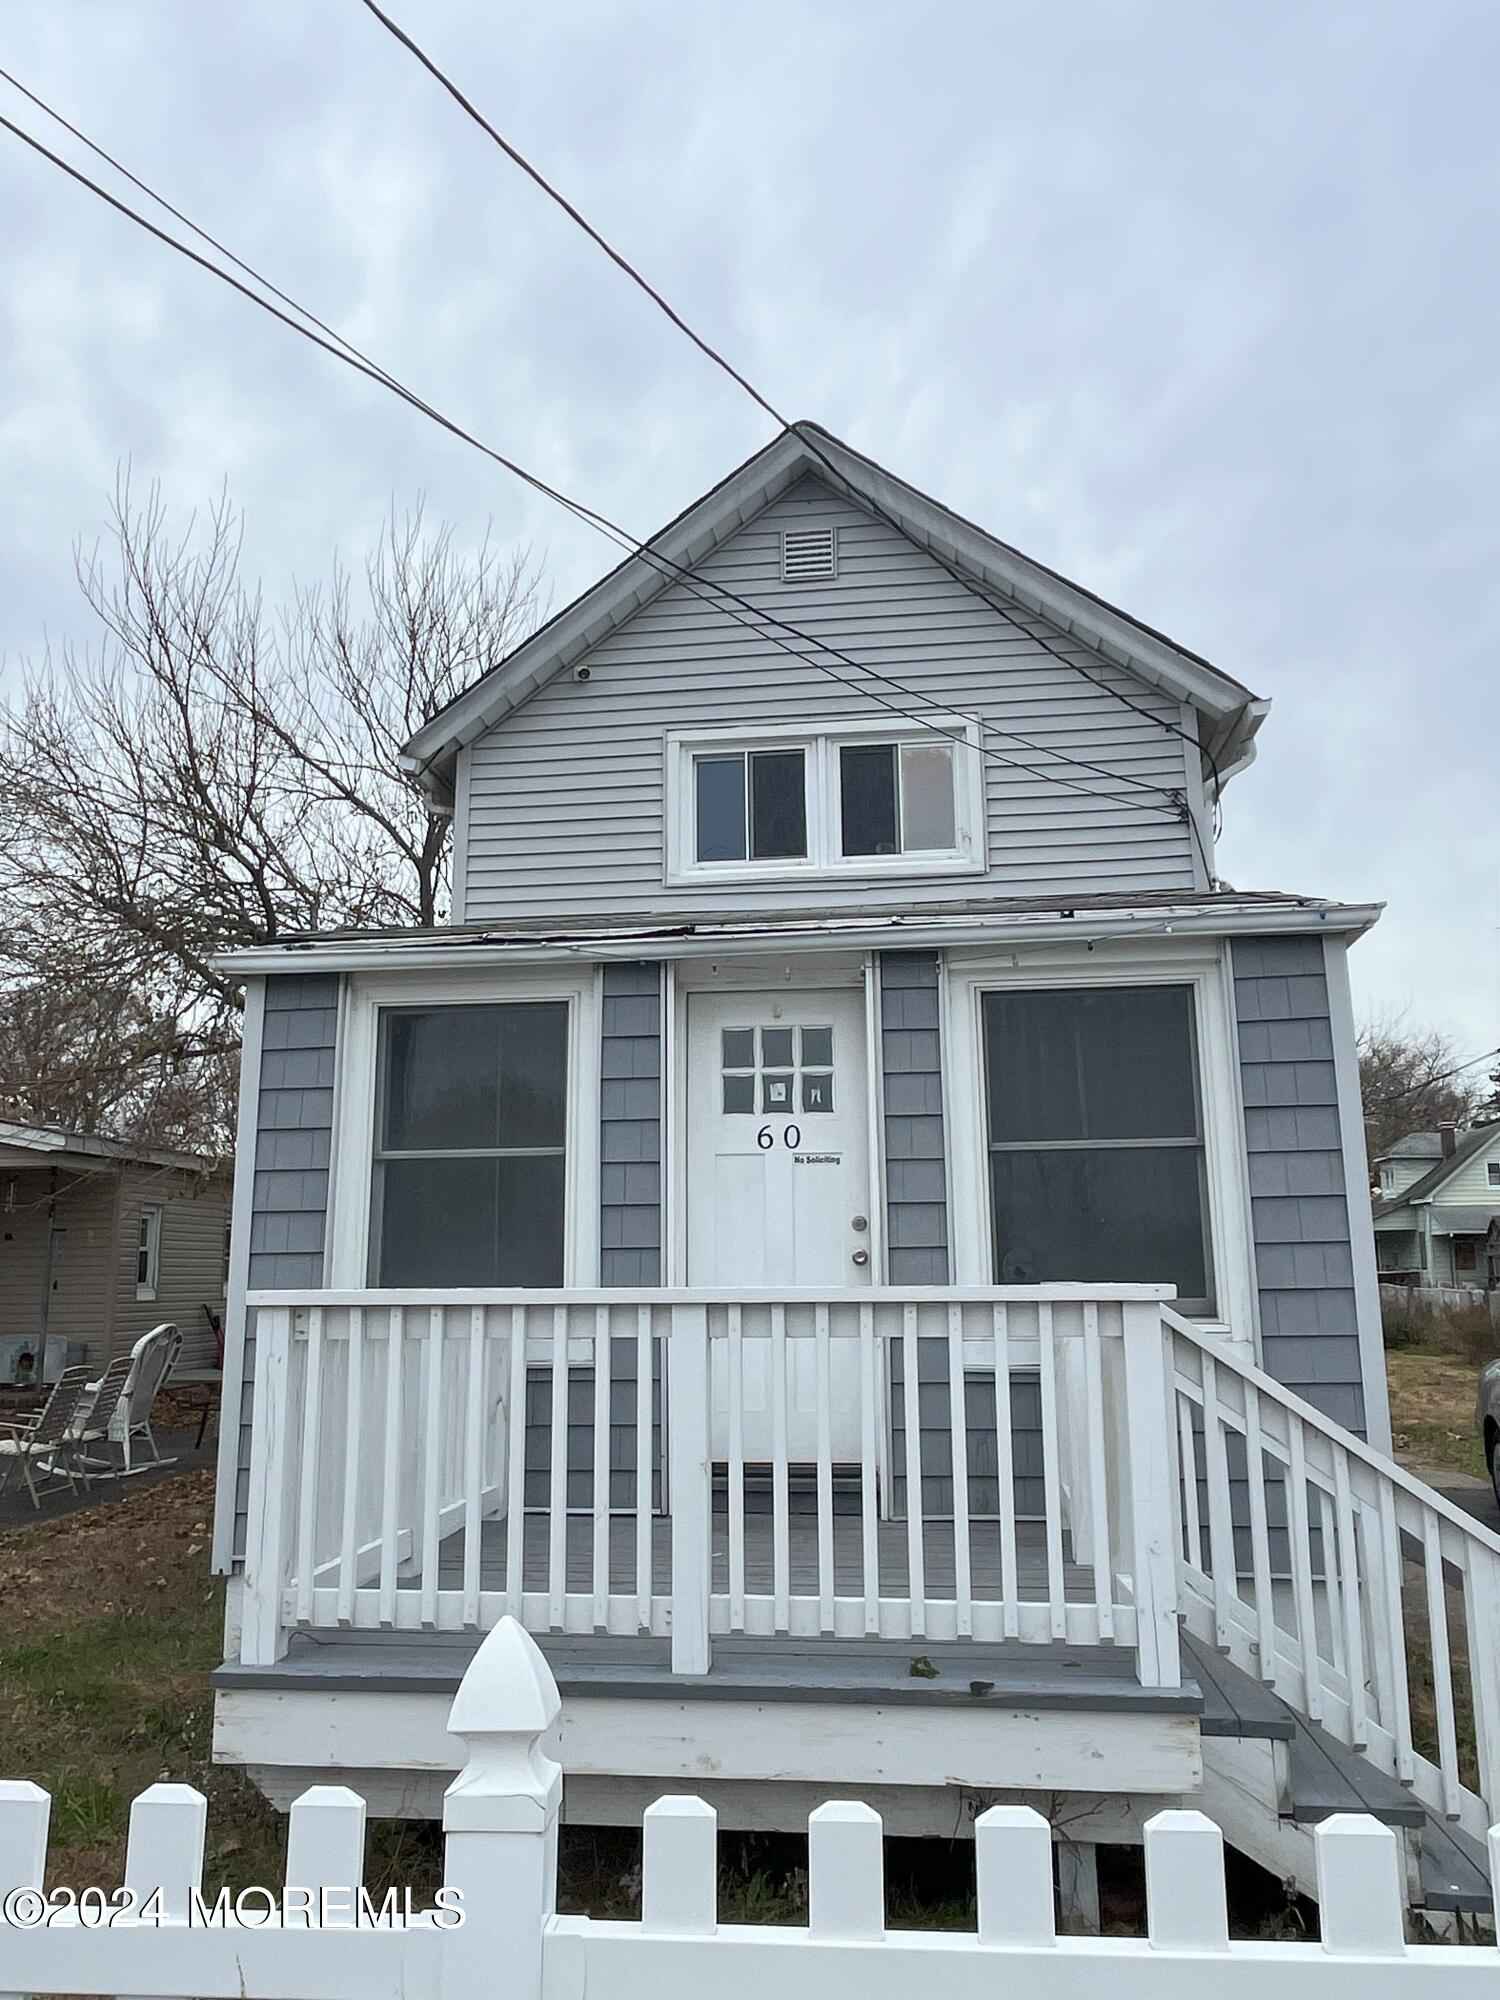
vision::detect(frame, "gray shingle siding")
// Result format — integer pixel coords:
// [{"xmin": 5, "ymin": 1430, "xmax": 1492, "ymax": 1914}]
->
[
  {"xmin": 234, "ymin": 972, "xmax": 339, "ymax": 1560},
  {"xmin": 1231, "ymin": 937, "xmax": 1366, "ymax": 1434},
  {"xmin": 879, "ymin": 953, "xmax": 950, "ymax": 1284},
  {"xmin": 599, "ymin": 963, "xmax": 662, "ymax": 1286}
]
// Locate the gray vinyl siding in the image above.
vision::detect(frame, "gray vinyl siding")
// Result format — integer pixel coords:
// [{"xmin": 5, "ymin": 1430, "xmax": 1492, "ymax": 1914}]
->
[
  {"xmin": 599, "ymin": 964, "xmax": 662, "ymax": 1285},
  {"xmin": 1231, "ymin": 936, "xmax": 1366, "ymax": 1433},
  {"xmin": 461, "ymin": 477, "xmax": 1198, "ymax": 923},
  {"xmin": 234, "ymin": 972, "xmax": 339, "ymax": 1557},
  {"xmin": 879, "ymin": 952, "xmax": 950, "ymax": 1284}
]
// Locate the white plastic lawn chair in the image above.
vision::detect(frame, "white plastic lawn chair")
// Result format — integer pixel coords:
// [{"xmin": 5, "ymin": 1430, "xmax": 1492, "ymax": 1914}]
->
[
  {"xmin": 64, "ymin": 1352, "xmax": 134, "ymax": 1487},
  {"xmin": 106, "ymin": 1323, "xmax": 182, "ymax": 1475},
  {"xmin": 0, "ymin": 1366, "xmax": 93, "ymax": 1508}
]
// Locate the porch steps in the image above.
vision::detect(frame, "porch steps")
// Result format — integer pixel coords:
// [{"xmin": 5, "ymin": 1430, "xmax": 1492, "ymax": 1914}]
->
[{"xmin": 1183, "ymin": 1634, "xmax": 1492, "ymax": 1918}]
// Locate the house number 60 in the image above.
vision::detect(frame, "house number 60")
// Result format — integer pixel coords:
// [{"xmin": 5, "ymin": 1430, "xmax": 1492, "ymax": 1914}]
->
[{"xmin": 757, "ymin": 1125, "xmax": 802, "ymax": 1150}]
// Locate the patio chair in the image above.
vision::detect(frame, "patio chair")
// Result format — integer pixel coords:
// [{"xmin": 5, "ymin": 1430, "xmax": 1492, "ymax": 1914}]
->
[
  {"xmin": 108, "ymin": 1322, "xmax": 182, "ymax": 1475},
  {"xmin": 65, "ymin": 1352, "xmax": 134, "ymax": 1487},
  {"xmin": 0, "ymin": 1366, "xmax": 93, "ymax": 1509}
]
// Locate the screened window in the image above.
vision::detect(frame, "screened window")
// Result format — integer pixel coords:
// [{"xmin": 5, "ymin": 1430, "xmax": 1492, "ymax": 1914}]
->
[
  {"xmin": 372, "ymin": 1003, "xmax": 568, "ymax": 1286},
  {"xmin": 982, "ymin": 985, "xmax": 1212, "ymax": 1309},
  {"xmin": 694, "ymin": 749, "xmax": 806, "ymax": 863},
  {"xmin": 135, "ymin": 1206, "xmax": 162, "ymax": 1301},
  {"xmin": 839, "ymin": 740, "xmax": 957, "ymax": 856},
  {"xmin": 1488, "ymin": 1162, "xmax": 1500, "ymax": 1189}
]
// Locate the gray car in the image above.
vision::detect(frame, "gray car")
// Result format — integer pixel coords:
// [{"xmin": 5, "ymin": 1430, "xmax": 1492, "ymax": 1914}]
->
[{"xmin": 1479, "ymin": 1358, "xmax": 1500, "ymax": 1505}]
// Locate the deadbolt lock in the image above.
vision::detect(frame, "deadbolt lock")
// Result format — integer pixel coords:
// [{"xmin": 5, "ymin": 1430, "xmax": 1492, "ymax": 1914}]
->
[{"xmin": 851, "ymin": 1215, "xmax": 868, "ymax": 1232}]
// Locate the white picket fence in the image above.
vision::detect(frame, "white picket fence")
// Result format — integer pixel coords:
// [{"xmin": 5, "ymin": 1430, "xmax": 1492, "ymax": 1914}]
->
[{"xmin": 5, "ymin": 1619, "xmax": 1500, "ymax": 2000}]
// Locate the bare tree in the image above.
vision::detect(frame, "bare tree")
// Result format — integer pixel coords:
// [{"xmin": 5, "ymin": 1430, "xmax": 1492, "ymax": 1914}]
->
[
  {"xmin": 1358, "ymin": 1013, "xmax": 1484, "ymax": 1165},
  {"xmin": 0, "ymin": 479, "xmax": 544, "ymax": 1153}
]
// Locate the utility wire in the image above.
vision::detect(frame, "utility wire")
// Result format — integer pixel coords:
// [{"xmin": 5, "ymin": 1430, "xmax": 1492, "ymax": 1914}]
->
[
  {"xmin": 357, "ymin": 0, "xmax": 1224, "ymax": 865},
  {"xmin": 1365, "ymin": 1047, "xmax": 1500, "ymax": 1110},
  {"xmin": 0, "ymin": 94, "xmax": 1189, "ymax": 833}
]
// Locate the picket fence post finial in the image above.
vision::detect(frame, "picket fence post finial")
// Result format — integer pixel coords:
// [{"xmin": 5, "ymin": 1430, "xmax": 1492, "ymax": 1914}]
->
[{"xmin": 440, "ymin": 1617, "xmax": 563, "ymax": 2000}]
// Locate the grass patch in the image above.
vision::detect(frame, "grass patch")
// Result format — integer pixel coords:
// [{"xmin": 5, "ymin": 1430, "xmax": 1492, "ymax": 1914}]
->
[{"xmin": 1384, "ymin": 1297, "xmax": 1498, "ymax": 1483}]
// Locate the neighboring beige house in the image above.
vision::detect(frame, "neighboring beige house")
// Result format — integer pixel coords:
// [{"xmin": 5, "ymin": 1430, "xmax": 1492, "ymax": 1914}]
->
[
  {"xmin": 0, "ymin": 1120, "xmax": 231, "ymax": 1376},
  {"xmin": 1371, "ymin": 1123, "xmax": 1500, "ymax": 1287}
]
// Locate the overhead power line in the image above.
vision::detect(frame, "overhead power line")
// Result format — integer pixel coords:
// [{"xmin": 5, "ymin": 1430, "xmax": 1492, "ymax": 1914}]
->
[
  {"xmin": 0, "ymin": 86, "xmax": 1188, "ymax": 840},
  {"xmin": 356, "ymin": 0, "xmax": 1226, "ymax": 863},
  {"xmin": 1365, "ymin": 1047, "xmax": 1500, "ymax": 1110}
]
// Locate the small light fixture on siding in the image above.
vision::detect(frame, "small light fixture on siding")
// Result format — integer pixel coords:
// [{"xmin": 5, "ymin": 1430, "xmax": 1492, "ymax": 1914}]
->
[{"xmin": 781, "ymin": 525, "xmax": 837, "ymax": 582}]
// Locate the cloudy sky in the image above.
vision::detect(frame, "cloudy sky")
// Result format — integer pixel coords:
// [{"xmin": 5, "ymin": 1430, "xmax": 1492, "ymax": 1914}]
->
[{"xmin": 2, "ymin": 2, "xmax": 1496, "ymax": 1062}]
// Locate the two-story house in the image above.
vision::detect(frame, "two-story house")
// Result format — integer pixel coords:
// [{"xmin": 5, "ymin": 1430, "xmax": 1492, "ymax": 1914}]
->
[
  {"xmin": 1373, "ymin": 1125, "xmax": 1500, "ymax": 1288},
  {"xmin": 209, "ymin": 425, "xmax": 1500, "ymax": 1923}
]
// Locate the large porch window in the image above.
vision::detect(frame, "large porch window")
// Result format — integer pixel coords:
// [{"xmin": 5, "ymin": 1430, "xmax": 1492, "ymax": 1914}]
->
[
  {"xmin": 982, "ymin": 984, "xmax": 1212, "ymax": 1311},
  {"xmin": 371, "ymin": 1002, "xmax": 568, "ymax": 1286}
]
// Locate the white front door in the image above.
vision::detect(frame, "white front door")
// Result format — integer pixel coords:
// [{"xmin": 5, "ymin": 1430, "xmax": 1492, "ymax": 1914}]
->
[{"xmin": 687, "ymin": 987, "xmax": 872, "ymax": 1460}]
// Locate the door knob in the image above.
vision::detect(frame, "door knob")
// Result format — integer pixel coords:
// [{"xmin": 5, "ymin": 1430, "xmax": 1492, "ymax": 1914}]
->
[{"xmin": 851, "ymin": 1249, "xmax": 870, "ymax": 1266}]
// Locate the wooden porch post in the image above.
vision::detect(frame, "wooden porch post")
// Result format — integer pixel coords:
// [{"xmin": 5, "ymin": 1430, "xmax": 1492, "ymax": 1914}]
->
[
  {"xmin": 668, "ymin": 1304, "xmax": 712, "ymax": 1675},
  {"xmin": 239, "ymin": 1304, "xmax": 293, "ymax": 1666}
]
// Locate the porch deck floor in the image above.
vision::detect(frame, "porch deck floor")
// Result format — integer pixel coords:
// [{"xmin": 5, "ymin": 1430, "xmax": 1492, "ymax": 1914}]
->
[{"xmin": 398, "ymin": 1507, "xmax": 1094, "ymax": 1601}]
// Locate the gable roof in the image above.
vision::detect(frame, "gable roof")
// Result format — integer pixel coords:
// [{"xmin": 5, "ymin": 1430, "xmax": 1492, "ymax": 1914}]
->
[
  {"xmin": 399, "ymin": 423, "xmax": 1269, "ymax": 807},
  {"xmin": 1371, "ymin": 1123, "xmax": 1500, "ymax": 1219},
  {"xmin": 1374, "ymin": 1131, "xmax": 1448, "ymax": 1164}
]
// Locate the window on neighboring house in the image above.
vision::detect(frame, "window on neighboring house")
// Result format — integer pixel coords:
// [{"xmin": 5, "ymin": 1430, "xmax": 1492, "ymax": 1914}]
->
[
  {"xmin": 673, "ymin": 719, "xmax": 980, "ymax": 881},
  {"xmin": 1379, "ymin": 1165, "xmax": 1394, "ymax": 1193},
  {"xmin": 136, "ymin": 1206, "xmax": 162, "ymax": 1302},
  {"xmin": 372, "ymin": 1002, "xmax": 568, "ymax": 1286},
  {"xmin": 982, "ymin": 984, "xmax": 1212, "ymax": 1311},
  {"xmin": 1455, "ymin": 1238, "xmax": 1479, "ymax": 1273},
  {"xmin": 1488, "ymin": 1161, "xmax": 1500, "ymax": 1189}
]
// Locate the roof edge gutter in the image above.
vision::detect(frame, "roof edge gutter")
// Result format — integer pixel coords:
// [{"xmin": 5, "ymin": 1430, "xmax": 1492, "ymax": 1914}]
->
[{"xmin": 213, "ymin": 899, "xmax": 1385, "ymax": 979}]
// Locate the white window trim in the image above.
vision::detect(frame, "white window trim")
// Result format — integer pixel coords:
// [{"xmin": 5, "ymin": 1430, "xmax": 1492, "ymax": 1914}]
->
[
  {"xmin": 943, "ymin": 942, "xmax": 1258, "ymax": 1354},
  {"xmin": 663, "ymin": 714, "xmax": 986, "ymax": 887},
  {"xmin": 136, "ymin": 1204, "xmax": 163, "ymax": 1302},
  {"xmin": 324, "ymin": 966, "xmax": 601, "ymax": 1290}
]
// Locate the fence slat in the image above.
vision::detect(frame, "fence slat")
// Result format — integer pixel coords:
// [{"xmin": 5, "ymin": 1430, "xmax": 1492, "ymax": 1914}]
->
[
  {"xmin": 975, "ymin": 1803, "xmax": 1053, "ymax": 1945},
  {"xmin": 642, "ymin": 1796, "xmax": 717, "ymax": 1935},
  {"xmin": 808, "ymin": 1801, "xmax": 884, "ymax": 1940},
  {"xmin": 0, "ymin": 1780, "xmax": 49, "ymax": 1901},
  {"xmin": 285, "ymin": 1785, "xmax": 367, "ymax": 1924},
  {"xmin": 124, "ymin": 1782, "xmax": 206, "ymax": 1922},
  {"xmin": 1144, "ymin": 1810, "xmax": 1228, "ymax": 1950},
  {"xmin": 1314, "ymin": 1815, "xmax": 1405, "ymax": 1956}
]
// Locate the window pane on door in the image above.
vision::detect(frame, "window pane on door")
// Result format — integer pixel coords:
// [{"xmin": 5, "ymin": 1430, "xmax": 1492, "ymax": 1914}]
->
[
  {"xmin": 840, "ymin": 742, "xmax": 898, "ymax": 855},
  {"xmin": 696, "ymin": 755, "xmax": 747, "ymax": 861},
  {"xmin": 749, "ymin": 750, "xmax": 807, "ymax": 858},
  {"xmin": 984, "ymin": 986, "xmax": 1199, "ymax": 1142},
  {"xmin": 990, "ymin": 1148, "xmax": 1208, "ymax": 1298},
  {"xmin": 899, "ymin": 742, "xmax": 957, "ymax": 850}
]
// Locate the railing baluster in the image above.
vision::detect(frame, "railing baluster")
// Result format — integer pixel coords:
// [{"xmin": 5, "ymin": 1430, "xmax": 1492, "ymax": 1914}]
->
[
  {"xmin": 947, "ymin": 1301, "xmax": 971, "ymax": 1638},
  {"xmin": 635, "ymin": 1304, "xmax": 653, "ymax": 1629},
  {"xmin": 1199, "ymin": 1354, "xmax": 1237, "ymax": 1654},
  {"xmin": 548, "ymin": 1304, "xmax": 569, "ymax": 1630},
  {"xmin": 728, "ymin": 1302, "xmax": 745, "ymax": 1630},
  {"xmin": 901, "ymin": 1303, "xmax": 925, "ymax": 1635},
  {"xmin": 1462, "ymin": 1547, "xmax": 1500, "ymax": 1817},
  {"xmin": 462, "ymin": 1307, "xmax": 486, "ymax": 1630},
  {"xmin": 1332, "ymin": 1450, "xmax": 1368, "ymax": 1749},
  {"xmin": 1422, "ymin": 1510, "xmax": 1462, "ymax": 1819},
  {"xmin": 859, "ymin": 1301, "xmax": 880, "ymax": 1634},
  {"xmin": 592, "ymin": 1306, "xmax": 612, "ymax": 1628},
  {"xmin": 1376, "ymin": 1482, "xmax": 1415, "ymax": 1784},
  {"xmin": 378, "ymin": 1306, "xmax": 404, "ymax": 1626},
  {"xmin": 419, "ymin": 1306, "xmax": 444, "ymax": 1628},
  {"xmin": 815, "ymin": 1303, "xmax": 835, "ymax": 1634},
  {"xmin": 338, "ymin": 1305, "xmax": 368, "ymax": 1624},
  {"xmin": 1242, "ymin": 1384, "xmax": 1277, "ymax": 1686},
  {"xmin": 771, "ymin": 1304, "xmax": 790, "ymax": 1631},
  {"xmin": 1037, "ymin": 1302, "xmax": 1065, "ymax": 1639},
  {"xmin": 505, "ymin": 1304, "xmax": 527, "ymax": 1621},
  {"xmin": 1176, "ymin": 1392, "xmax": 1204, "ymax": 1574},
  {"xmin": 1285, "ymin": 1419, "xmax": 1322, "ymax": 1722},
  {"xmin": 1082, "ymin": 1303, "xmax": 1111, "ymax": 1642},
  {"xmin": 1319, "ymin": 1486, "xmax": 1347, "ymax": 1680},
  {"xmin": 992, "ymin": 1303, "xmax": 1018, "ymax": 1637},
  {"xmin": 293, "ymin": 1305, "xmax": 324, "ymax": 1625}
]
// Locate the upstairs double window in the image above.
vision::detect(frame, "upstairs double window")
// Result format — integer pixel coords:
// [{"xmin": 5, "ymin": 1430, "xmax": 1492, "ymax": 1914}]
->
[{"xmin": 668, "ymin": 717, "xmax": 982, "ymax": 883}]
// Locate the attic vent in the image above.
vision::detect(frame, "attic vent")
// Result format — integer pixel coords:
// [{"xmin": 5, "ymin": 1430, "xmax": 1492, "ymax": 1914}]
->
[{"xmin": 781, "ymin": 525, "xmax": 837, "ymax": 582}]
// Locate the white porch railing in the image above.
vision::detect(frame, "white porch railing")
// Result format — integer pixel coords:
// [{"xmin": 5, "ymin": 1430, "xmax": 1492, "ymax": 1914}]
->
[
  {"xmin": 4, "ymin": 1621, "xmax": 1499, "ymax": 2000},
  {"xmin": 1167, "ymin": 1308, "xmax": 1500, "ymax": 1841},
  {"xmin": 240, "ymin": 1286, "xmax": 1180, "ymax": 1682}
]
